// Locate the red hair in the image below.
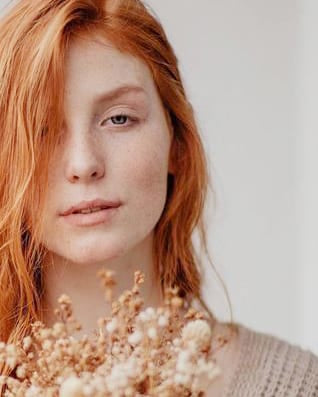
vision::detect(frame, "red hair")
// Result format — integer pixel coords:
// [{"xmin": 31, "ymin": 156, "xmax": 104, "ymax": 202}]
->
[{"xmin": 0, "ymin": 0, "xmax": 238, "ymax": 375}]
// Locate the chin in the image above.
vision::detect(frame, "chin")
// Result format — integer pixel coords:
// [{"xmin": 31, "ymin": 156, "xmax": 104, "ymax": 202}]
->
[
  {"xmin": 50, "ymin": 237, "xmax": 126, "ymax": 266},
  {"xmin": 69, "ymin": 246, "xmax": 125, "ymax": 266}
]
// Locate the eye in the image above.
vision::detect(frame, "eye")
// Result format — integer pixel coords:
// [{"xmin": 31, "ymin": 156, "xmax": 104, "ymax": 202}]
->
[
  {"xmin": 101, "ymin": 113, "xmax": 137, "ymax": 127},
  {"xmin": 110, "ymin": 115, "xmax": 129, "ymax": 125}
]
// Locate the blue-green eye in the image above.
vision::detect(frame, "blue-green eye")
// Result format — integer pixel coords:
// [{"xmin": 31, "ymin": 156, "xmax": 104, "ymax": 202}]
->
[
  {"xmin": 110, "ymin": 115, "xmax": 128, "ymax": 125},
  {"xmin": 101, "ymin": 113, "xmax": 138, "ymax": 128}
]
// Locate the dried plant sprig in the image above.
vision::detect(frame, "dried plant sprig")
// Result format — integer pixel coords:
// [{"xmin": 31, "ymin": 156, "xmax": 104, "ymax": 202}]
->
[{"xmin": 0, "ymin": 268, "xmax": 226, "ymax": 396}]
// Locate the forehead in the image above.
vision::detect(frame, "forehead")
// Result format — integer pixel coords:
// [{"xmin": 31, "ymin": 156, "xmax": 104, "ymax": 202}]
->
[{"xmin": 63, "ymin": 35, "xmax": 155, "ymax": 101}]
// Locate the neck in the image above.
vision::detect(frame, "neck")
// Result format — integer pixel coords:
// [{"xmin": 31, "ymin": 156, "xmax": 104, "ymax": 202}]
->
[{"xmin": 40, "ymin": 232, "xmax": 164, "ymax": 339}]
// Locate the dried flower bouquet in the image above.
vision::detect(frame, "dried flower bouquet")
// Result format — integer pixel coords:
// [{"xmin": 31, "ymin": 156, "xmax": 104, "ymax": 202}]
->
[{"xmin": 0, "ymin": 269, "xmax": 225, "ymax": 396}]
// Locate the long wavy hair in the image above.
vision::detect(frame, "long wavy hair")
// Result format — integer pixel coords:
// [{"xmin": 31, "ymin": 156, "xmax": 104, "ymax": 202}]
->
[{"xmin": 0, "ymin": 0, "xmax": 238, "ymax": 373}]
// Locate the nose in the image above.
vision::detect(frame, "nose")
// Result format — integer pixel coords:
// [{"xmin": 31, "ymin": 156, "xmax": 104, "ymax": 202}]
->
[{"xmin": 64, "ymin": 134, "xmax": 105, "ymax": 184}]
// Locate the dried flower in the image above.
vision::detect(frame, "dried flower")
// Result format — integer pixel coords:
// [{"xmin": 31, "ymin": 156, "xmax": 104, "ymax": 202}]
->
[
  {"xmin": 60, "ymin": 376, "xmax": 84, "ymax": 397},
  {"xmin": 181, "ymin": 319, "xmax": 213, "ymax": 352},
  {"xmin": 0, "ymin": 268, "xmax": 227, "ymax": 396}
]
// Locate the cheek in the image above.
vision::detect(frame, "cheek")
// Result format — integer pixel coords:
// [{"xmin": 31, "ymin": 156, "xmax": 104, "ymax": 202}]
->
[{"xmin": 123, "ymin": 139, "xmax": 170, "ymax": 215}]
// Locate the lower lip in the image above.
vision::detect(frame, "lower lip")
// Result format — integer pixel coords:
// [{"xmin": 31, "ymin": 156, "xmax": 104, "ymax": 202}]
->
[{"xmin": 61, "ymin": 206, "xmax": 120, "ymax": 227}]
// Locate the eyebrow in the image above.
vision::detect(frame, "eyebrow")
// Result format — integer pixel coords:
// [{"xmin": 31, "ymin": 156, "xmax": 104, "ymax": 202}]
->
[{"xmin": 93, "ymin": 84, "xmax": 148, "ymax": 105}]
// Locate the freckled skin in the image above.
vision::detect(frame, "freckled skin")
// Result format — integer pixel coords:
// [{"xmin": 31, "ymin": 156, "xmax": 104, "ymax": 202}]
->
[
  {"xmin": 39, "ymin": 35, "xmax": 175, "ymax": 333},
  {"xmin": 40, "ymin": 36, "xmax": 172, "ymax": 265},
  {"xmin": 38, "ymin": 34, "xmax": 240, "ymax": 380}
]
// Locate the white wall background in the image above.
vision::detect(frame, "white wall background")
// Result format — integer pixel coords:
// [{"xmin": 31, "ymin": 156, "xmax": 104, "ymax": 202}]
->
[
  {"xmin": 299, "ymin": 0, "xmax": 318, "ymax": 355},
  {"xmin": 144, "ymin": 0, "xmax": 318, "ymax": 355},
  {"xmin": 1, "ymin": 1, "xmax": 317, "ymax": 354}
]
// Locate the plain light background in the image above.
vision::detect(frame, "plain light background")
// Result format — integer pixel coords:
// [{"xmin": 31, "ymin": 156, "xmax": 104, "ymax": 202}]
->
[
  {"xmin": 145, "ymin": 0, "xmax": 318, "ymax": 355},
  {"xmin": 1, "ymin": 1, "xmax": 317, "ymax": 354}
]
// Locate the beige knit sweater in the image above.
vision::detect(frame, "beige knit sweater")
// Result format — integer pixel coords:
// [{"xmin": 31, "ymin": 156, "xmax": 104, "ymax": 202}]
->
[{"xmin": 220, "ymin": 322, "xmax": 318, "ymax": 396}]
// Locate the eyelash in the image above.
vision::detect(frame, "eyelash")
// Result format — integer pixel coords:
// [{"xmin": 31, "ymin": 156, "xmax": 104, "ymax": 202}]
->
[
  {"xmin": 101, "ymin": 113, "xmax": 138, "ymax": 128},
  {"xmin": 41, "ymin": 114, "xmax": 138, "ymax": 139}
]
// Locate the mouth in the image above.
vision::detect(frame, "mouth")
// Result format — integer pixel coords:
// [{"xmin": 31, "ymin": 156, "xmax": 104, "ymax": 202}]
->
[
  {"xmin": 62, "ymin": 206, "xmax": 121, "ymax": 227},
  {"xmin": 60, "ymin": 199, "xmax": 122, "ymax": 226},
  {"xmin": 72, "ymin": 205, "xmax": 112, "ymax": 215},
  {"xmin": 61, "ymin": 199, "xmax": 122, "ymax": 217}
]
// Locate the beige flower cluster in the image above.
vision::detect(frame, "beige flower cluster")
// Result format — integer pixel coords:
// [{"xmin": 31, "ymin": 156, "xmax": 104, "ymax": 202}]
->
[{"xmin": 0, "ymin": 269, "xmax": 223, "ymax": 396}]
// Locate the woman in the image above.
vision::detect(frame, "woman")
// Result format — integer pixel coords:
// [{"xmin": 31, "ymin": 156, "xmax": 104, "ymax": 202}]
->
[{"xmin": 0, "ymin": 0, "xmax": 317, "ymax": 395}]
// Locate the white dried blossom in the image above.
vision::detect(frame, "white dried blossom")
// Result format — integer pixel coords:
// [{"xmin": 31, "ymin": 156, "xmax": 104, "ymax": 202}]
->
[
  {"xmin": 89, "ymin": 375, "xmax": 105, "ymax": 392},
  {"xmin": 25, "ymin": 385, "xmax": 42, "ymax": 397},
  {"xmin": 145, "ymin": 306, "xmax": 156, "ymax": 317},
  {"xmin": 208, "ymin": 363, "xmax": 222, "ymax": 380},
  {"xmin": 5, "ymin": 343, "xmax": 17, "ymax": 355},
  {"xmin": 39, "ymin": 328, "xmax": 51, "ymax": 339},
  {"xmin": 158, "ymin": 314, "xmax": 169, "ymax": 327},
  {"xmin": 42, "ymin": 339, "xmax": 53, "ymax": 350},
  {"xmin": 22, "ymin": 336, "xmax": 32, "ymax": 351},
  {"xmin": 128, "ymin": 329, "xmax": 143, "ymax": 345},
  {"xmin": 16, "ymin": 364, "xmax": 27, "ymax": 379},
  {"xmin": 138, "ymin": 306, "xmax": 156, "ymax": 322},
  {"xmin": 181, "ymin": 319, "xmax": 212, "ymax": 351},
  {"xmin": 174, "ymin": 372, "xmax": 191, "ymax": 386},
  {"xmin": 60, "ymin": 376, "xmax": 85, "ymax": 397},
  {"xmin": 6, "ymin": 356, "xmax": 17, "ymax": 369},
  {"xmin": 107, "ymin": 364, "xmax": 129, "ymax": 391},
  {"xmin": 192, "ymin": 362, "xmax": 222, "ymax": 391},
  {"xmin": 137, "ymin": 311, "xmax": 148, "ymax": 322},
  {"xmin": 82, "ymin": 383, "xmax": 94, "ymax": 396},
  {"xmin": 106, "ymin": 317, "xmax": 118, "ymax": 333},
  {"xmin": 176, "ymin": 349, "xmax": 192, "ymax": 373},
  {"xmin": 52, "ymin": 322, "xmax": 65, "ymax": 337},
  {"xmin": 50, "ymin": 350, "xmax": 62, "ymax": 361},
  {"xmin": 147, "ymin": 327, "xmax": 157, "ymax": 340}
]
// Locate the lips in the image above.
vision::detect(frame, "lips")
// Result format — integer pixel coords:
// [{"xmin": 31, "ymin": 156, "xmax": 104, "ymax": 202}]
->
[{"xmin": 60, "ymin": 199, "xmax": 122, "ymax": 217}]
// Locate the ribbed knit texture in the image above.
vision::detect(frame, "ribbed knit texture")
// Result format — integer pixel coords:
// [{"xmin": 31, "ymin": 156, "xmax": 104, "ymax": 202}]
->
[{"xmin": 224, "ymin": 324, "xmax": 318, "ymax": 396}]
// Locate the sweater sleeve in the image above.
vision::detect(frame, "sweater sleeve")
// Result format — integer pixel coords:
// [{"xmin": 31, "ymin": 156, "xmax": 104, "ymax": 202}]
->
[{"xmin": 224, "ymin": 324, "xmax": 318, "ymax": 396}]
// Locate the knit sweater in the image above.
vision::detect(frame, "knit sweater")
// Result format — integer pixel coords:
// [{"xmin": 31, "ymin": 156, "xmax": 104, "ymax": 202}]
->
[{"xmin": 222, "ymin": 322, "xmax": 318, "ymax": 396}]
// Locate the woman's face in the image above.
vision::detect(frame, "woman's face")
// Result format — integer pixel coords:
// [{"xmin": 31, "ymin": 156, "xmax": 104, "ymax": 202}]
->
[{"xmin": 39, "ymin": 35, "xmax": 173, "ymax": 265}]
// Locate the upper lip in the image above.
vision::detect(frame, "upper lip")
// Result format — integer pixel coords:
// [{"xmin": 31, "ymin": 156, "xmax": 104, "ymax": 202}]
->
[{"xmin": 60, "ymin": 198, "xmax": 122, "ymax": 216}]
